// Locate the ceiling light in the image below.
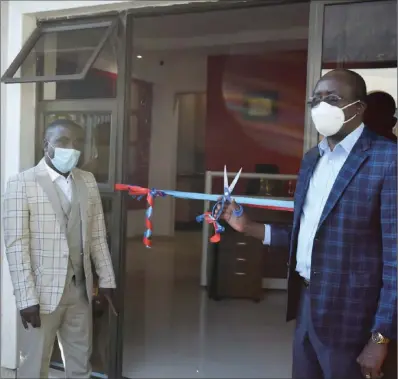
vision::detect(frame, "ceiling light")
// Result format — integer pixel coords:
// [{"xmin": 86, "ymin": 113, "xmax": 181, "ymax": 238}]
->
[{"xmin": 137, "ymin": 55, "xmax": 142, "ymax": 59}]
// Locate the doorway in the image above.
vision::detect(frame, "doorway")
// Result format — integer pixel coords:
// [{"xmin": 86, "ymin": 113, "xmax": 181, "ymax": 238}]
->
[
  {"xmin": 121, "ymin": 0, "xmax": 397, "ymax": 377},
  {"xmin": 1, "ymin": 0, "xmax": 396, "ymax": 378},
  {"xmin": 122, "ymin": 2, "xmax": 310, "ymax": 378}
]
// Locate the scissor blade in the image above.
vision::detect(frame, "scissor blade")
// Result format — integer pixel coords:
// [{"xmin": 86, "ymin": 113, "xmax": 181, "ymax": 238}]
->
[
  {"xmin": 228, "ymin": 168, "xmax": 242, "ymax": 193},
  {"xmin": 223, "ymin": 165, "xmax": 228, "ymax": 189}
]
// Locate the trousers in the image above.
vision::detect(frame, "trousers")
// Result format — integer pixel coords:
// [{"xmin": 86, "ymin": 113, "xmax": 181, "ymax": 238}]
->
[
  {"xmin": 292, "ymin": 284, "xmax": 397, "ymax": 379},
  {"xmin": 17, "ymin": 278, "xmax": 92, "ymax": 379}
]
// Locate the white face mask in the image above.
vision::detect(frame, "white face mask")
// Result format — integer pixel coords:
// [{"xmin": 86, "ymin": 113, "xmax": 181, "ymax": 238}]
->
[
  {"xmin": 47, "ymin": 144, "xmax": 81, "ymax": 174},
  {"xmin": 311, "ymin": 101, "xmax": 360, "ymax": 137}
]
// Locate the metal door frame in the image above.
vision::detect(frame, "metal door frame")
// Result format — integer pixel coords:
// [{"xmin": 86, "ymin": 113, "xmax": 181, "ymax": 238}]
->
[
  {"xmin": 30, "ymin": 13, "xmax": 133, "ymax": 379},
  {"xmin": 121, "ymin": 1, "xmax": 397, "ymax": 378}
]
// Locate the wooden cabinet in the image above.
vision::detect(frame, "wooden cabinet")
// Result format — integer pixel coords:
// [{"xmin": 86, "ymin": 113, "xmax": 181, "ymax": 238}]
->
[
  {"xmin": 208, "ymin": 206, "xmax": 293, "ymax": 302},
  {"xmin": 214, "ymin": 229, "xmax": 264, "ymax": 301}
]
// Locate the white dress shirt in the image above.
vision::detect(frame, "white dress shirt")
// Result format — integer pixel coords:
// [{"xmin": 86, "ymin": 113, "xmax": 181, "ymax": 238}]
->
[
  {"xmin": 263, "ymin": 124, "xmax": 365, "ymax": 280},
  {"xmin": 45, "ymin": 162, "xmax": 74, "ymax": 202}
]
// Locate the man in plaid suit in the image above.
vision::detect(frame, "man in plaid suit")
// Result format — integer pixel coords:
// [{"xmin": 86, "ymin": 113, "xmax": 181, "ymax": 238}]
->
[
  {"xmin": 218, "ymin": 69, "xmax": 397, "ymax": 379},
  {"xmin": 3, "ymin": 119, "xmax": 116, "ymax": 378}
]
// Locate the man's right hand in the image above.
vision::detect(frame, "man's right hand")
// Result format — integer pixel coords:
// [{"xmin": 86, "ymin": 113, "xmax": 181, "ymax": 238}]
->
[
  {"xmin": 214, "ymin": 200, "xmax": 251, "ymax": 233},
  {"xmin": 20, "ymin": 304, "xmax": 41, "ymax": 329}
]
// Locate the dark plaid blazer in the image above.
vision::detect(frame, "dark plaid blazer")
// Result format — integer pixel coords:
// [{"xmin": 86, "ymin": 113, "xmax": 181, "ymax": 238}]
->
[{"xmin": 272, "ymin": 127, "xmax": 397, "ymax": 347}]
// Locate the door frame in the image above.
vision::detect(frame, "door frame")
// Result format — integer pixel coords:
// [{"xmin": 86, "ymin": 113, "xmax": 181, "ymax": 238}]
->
[
  {"xmin": 119, "ymin": 1, "xmax": 397, "ymax": 378},
  {"xmin": 29, "ymin": 13, "xmax": 133, "ymax": 379}
]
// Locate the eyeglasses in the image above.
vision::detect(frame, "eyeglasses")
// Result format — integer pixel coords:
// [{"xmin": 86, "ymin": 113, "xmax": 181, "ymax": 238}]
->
[{"xmin": 307, "ymin": 94, "xmax": 343, "ymax": 108}]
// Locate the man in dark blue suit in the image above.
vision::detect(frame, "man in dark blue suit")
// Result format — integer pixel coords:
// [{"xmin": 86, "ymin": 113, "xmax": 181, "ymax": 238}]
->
[{"xmin": 217, "ymin": 69, "xmax": 397, "ymax": 379}]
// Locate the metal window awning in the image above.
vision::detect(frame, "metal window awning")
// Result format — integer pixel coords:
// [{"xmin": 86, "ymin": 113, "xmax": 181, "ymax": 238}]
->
[{"xmin": 1, "ymin": 17, "xmax": 118, "ymax": 84}]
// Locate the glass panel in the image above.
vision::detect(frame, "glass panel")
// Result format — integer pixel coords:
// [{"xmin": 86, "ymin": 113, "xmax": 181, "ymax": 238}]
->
[
  {"xmin": 321, "ymin": 0, "xmax": 397, "ymax": 140},
  {"xmin": 126, "ymin": 81, "xmax": 152, "ymax": 211},
  {"xmin": 323, "ymin": 1, "xmax": 396, "ymax": 65},
  {"xmin": 14, "ymin": 24, "xmax": 112, "ymax": 80},
  {"xmin": 123, "ymin": 2, "xmax": 310, "ymax": 378},
  {"xmin": 41, "ymin": 30, "xmax": 118, "ymax": 100},
  {"xmin": 43, "ymin": 112, "xmax": 112, "ymax": 183},
  {"xmin": 50, "ymin": 196, "xmax": 113, "ymax": 378}
]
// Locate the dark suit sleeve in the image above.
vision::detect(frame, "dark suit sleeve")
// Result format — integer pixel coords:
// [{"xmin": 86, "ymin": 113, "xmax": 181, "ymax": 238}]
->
[
  {"xmin": 371, "ymin": 160, "xmax": 397, "ymax": 339},
  {"xmin": 270, "ymin": 224, "xmax": 293, "ymax": 249}
]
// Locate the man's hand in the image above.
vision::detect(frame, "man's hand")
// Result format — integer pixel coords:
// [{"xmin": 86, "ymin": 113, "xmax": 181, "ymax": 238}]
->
[
  {"xmin": 214, "ymin": 200, "xmax": 251, "ymax": 233},
  {"xmin": 357, "ymin": 339, "xmax": 388, "ymax": 378},
  {"xmin": 20, "ymin": 305, "xmax": 41, "ymax": 329},
  {"xmin": 98, "ymin": 288, "xmax": 118, "ymax": 316}
]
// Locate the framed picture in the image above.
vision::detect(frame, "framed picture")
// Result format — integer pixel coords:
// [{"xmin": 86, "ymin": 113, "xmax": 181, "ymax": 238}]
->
[{"xmin": 243, "ymin": 90, "xmax": 278, "ymax": 122}]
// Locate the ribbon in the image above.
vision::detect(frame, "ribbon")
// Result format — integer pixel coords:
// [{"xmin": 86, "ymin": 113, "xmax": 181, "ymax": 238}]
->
[
  {"xmin": 116, "ymin": 184, "xmax": 166, "ymax": 247},
  {"xmin": 196, "ymin": 212, "xmax": 225, "ymax": 244},
  {"xmin": 115, "ymin": 184, "xmax": 294, "ymax": 247}
]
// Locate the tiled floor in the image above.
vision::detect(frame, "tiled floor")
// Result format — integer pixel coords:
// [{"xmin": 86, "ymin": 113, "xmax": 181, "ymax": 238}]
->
[{"xmin": 122, "ymin": 231, "xmax": 294, "ymax": 378}]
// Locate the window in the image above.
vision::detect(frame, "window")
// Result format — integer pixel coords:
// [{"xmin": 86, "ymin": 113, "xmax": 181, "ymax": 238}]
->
[{"xmin": 1, "ymin": 17, "xmax": 117, "ymax": 83}]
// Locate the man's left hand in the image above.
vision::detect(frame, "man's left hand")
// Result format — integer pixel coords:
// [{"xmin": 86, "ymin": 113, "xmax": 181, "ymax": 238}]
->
[
  {"xmin": 357, "ymin": 339, "xmax": 388, "ymax": 379},
  {"xmin": 98, "ymin": 288, "xmax": 118, "ymax": 316}
]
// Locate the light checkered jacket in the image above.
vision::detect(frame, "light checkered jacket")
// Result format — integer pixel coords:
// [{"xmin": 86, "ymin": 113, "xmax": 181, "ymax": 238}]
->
[{"xmin": 2, "ymin": 159, "xmax": 116, "ymax": 314}]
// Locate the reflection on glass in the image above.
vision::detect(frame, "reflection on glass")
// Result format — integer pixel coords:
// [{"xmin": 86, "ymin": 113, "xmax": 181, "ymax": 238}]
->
[
  {"xmin": 323, "ymin": 1, "xmax": 396, "ymax": 65},
  {"xmin": 41, "ymin": 29, "xmax": 118, "ymax": 100},
  {"xmin": 50, "ymin": 197, "xmax": 112, "ymax": 377},
  {"xmin": 321, "ymin": 1, "xmax": 397, "ymax": 141},
  {"xmin": 20, "ymin": 26, "xmax": 109, "ymax": 78},
  {"xmin": 44, "ymin": 112, "xmax": 112, "ymax": 183}
]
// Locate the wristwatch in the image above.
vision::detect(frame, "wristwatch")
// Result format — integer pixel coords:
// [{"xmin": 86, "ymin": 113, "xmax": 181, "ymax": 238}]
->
[{"xmin": 371, "ymin": 332, "xmax": 390, "ymax": 344}]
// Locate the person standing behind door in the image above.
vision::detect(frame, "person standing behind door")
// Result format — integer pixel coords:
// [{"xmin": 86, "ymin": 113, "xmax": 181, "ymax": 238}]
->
[
  {"xmin": 364, "ymin": 91, "xmax": 397, "ymax": 142},
  {"xmin": 2, "ymin": 119, "xmax": 117, "ymax": 379},
  {"xmin": 216, "ymin": 69, "xmax": 397, "ymax": 379}
]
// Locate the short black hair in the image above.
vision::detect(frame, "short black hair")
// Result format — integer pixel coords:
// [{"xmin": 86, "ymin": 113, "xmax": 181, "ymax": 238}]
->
[
  {"xmin": 324, "ymin": 68, "xmax": 368, "ymax": 102},
  {"xmin": 44, "ymin": 119, "xmax": 83, "ymax": 141}
]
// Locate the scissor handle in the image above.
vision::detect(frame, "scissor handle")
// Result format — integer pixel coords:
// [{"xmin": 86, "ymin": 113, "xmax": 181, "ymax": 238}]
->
[{"xmin": 232, "ymin": 204, "xmax": 244, "ymax": 217}]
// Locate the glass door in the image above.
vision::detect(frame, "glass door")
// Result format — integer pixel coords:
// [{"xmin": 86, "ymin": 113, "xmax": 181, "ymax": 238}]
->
[
  {"xmin": 305, "ymin": 0, "xmax": 397, "ymax": 147},
  {"xmin": 1, "ymin": 13, "xmax": 133, "ymax": 379}
]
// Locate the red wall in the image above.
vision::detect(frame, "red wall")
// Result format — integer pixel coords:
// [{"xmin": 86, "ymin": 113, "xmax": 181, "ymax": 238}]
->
[{"xmin": 205, "ymin": 51, "xmax": 307, "ymax": 193}]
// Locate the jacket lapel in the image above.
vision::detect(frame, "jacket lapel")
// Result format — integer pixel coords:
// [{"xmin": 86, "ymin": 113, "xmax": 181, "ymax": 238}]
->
[
  {"xmin": 317, "ymin": 128, "xmax": 372, "ymax": 230},
  {"xmin": 71, "ymin": 169, "xmax": 89, "ymax": 246},
  {"xmin": 35, "ymin": 160, "xmax": 67, "ymax": 234}
]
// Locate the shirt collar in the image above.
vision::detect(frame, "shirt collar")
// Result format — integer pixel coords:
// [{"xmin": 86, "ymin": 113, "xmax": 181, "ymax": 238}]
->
[
  {"xmin": 44, "ymin": 160, "xmax": 73, "ymax": 182},
  {"xmin": 318, "ymin": 123, "xmax": 365, "ymax": 156}
]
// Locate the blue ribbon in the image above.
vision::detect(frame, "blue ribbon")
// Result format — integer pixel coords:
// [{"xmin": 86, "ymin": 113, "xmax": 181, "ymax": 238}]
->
[
  {"xmin": 125, "ymin": 185, "xmax": 293, "ymax": 245},
  {"xmin": 161, "ymin": 190, "xmax": 294, "ymax": 209}
]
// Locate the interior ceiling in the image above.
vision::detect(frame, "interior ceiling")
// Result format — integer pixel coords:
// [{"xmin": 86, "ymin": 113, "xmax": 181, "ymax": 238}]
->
[{"xmin": 132, "ymin": 2, "xmax": 310, "ymax": 52}]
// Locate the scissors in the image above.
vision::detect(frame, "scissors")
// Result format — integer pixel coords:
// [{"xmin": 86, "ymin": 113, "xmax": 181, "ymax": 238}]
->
[{"xmin": 211, "ymin": 165, "xmax": 243, "ymax": 220}]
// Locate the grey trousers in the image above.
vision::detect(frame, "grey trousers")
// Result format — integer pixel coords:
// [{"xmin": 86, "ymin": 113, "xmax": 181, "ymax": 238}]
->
[{"xmin": 17, "ymin": 279, "xmax": 92, "ymax": 379}]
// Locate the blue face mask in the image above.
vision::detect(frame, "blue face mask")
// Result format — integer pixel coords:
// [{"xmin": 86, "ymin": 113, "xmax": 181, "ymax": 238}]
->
[{"xmin": 47, "ymin": 144, "xmax": 81, "ymax": 174}]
